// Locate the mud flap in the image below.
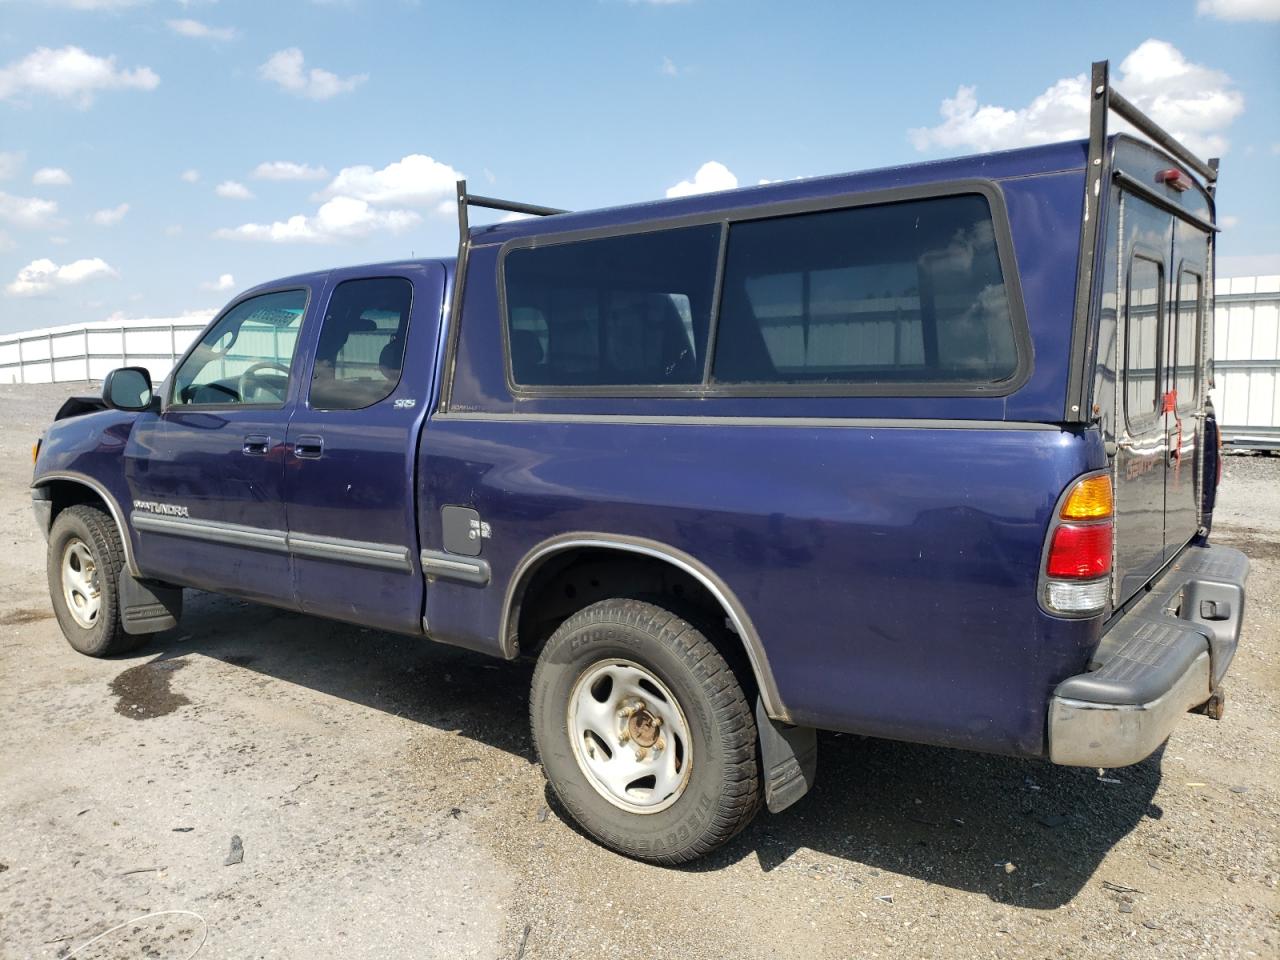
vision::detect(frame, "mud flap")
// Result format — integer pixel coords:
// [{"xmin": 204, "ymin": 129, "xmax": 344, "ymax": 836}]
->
[
  {"xmin": 756, "ymin": 697, "xmax": 817, "ymax": 813},
  {"xmin": 120, "ymin": 574, "xmax": 182, "ymax": 635}
]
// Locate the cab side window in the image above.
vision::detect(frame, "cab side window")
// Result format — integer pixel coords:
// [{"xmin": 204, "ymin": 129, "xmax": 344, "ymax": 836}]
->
[
  {"xmin": 309, "ymin": 277, "xmax": 413, "ymax": 410},
  {"xmin": 171, "ymin": 289, "xmax": 307, "ymax": 406}
]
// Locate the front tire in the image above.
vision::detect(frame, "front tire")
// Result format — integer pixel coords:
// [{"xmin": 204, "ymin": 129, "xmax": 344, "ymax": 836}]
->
[
  {"xmin": 530, "ymin": 598, "xmax": 760, "ymax": 864},
  {"xmin": 47, "ymin": 504, "xmax": 148, "ymax": 657}
]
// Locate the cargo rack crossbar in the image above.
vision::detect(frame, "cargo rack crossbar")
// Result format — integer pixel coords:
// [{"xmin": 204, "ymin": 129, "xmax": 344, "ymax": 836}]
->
[
  {"xmin": 453, "ymin": 179, "xmax": 567, "ymax": 240},
  {"xmin": 439, "ymin": 180, "xmax": 567, "ymax": 411}
]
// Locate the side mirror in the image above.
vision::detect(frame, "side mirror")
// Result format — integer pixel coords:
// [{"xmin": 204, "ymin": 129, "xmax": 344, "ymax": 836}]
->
[{"xmin": 102, "ymin": 367, "xmax": 154, "ymax": 412}]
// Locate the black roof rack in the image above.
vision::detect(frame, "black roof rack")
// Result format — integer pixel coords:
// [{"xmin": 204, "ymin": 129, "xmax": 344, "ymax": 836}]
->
[
  {"xmin": 1063, "ymin": 59, "xmax": 1220, "ymax": 424},
  {"xmin": 440, "ymin": 180, "xmax": 567, "ymax": 412}
]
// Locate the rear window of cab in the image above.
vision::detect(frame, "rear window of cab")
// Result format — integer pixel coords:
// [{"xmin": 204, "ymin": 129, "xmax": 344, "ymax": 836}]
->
[{"xmin": 500, "ymin": 188, "xmax": 1028, "ymax": 396}]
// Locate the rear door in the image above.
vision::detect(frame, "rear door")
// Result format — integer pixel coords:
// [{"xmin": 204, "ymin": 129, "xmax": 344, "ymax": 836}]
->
[
  {"xmin": 1165, "ymin": 221, "xmax": 1210, "ymax": 560},
  {"xmin": 282, "ymin": 263, "xmax": 445, "ymax": 633},
  {"xmin": 1113, "ymin": 192, "xmax": 1173, "ymax": 602}
]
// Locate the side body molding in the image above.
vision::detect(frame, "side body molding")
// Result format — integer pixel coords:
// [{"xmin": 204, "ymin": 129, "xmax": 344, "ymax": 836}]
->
[
  {"xmin": 32, "ymin": 471, "xmax": 142, "ymax": 578},
  {"xmin": 502, "ymin": 532, "xmax": 791, "ymax": 723}
]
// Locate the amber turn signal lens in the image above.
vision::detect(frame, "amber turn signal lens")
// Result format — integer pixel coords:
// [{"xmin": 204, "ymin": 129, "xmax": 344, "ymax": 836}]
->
[{"xmin": 1060, "ymin": 474, "xmax": 1113, "ymax": 520}]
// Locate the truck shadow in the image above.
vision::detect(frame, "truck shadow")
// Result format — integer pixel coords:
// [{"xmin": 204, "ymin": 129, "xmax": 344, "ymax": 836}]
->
[
  {"xmin": 146, "ymin": 591, "xmax": 1159, "ymax": 910},
  {"xmin": 699, "ymin": 734, "xmax": 1164, "ymax": 909}
]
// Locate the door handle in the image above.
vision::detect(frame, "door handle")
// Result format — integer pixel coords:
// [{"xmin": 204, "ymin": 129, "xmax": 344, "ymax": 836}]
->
[
  {"xmin": 294, "ymin": 435, "xmax": 324, "ymax": 459},
  {"xmin": 243, "ymin": 435, "xmax": 270, "ymax": 456}
]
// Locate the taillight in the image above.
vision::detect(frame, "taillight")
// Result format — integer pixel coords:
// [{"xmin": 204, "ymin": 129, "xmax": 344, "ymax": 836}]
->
[
  {"xmin": 1046, "ymin": 524, "xmax": 1114, "ymax": 578},
  {"xmin": 1042, "ymin": 473, "xmax": 1114, "ymax": 617}
]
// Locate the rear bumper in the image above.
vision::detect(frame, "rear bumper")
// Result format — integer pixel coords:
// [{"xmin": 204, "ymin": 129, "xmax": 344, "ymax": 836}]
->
[{"xmin": 1048, "ymin": 543, "xmax": 1249, "ymax": 768}]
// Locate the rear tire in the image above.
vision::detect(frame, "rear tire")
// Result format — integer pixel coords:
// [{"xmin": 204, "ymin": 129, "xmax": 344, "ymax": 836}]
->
[
  {"xmin": 47, "ymin": 504, "xmax": 148, "ymax": 657},
  {"xmin": 530, "ymin": 598, "xmax": 760, "ymax": 864}
]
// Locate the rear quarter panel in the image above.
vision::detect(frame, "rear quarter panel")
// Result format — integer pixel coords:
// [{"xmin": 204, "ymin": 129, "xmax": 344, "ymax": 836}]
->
[{"xmin": 420, "ymin": 418, "xmax": 1105, "ymax": 757}]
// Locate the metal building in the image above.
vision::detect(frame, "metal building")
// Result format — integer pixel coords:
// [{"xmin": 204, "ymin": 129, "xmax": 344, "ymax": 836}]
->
[{"xmin": 1212, "ymin": 275, "xmax": 1280, "ymax": 450}]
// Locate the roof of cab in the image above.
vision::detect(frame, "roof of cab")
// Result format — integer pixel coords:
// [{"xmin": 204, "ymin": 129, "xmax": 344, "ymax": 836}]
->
[
  {"xmin": 237, "ymin": 256, "xmax": 457, "ymax": 300},
  {"xmin": 470, "ymin": 138, "xmax": 1091, "ymax": 247}
]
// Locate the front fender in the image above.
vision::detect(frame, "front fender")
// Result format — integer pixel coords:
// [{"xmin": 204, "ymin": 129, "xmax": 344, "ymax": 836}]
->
[{"xmin": 32, "ymin": 409, "xmax": 143, "ymax": 577}]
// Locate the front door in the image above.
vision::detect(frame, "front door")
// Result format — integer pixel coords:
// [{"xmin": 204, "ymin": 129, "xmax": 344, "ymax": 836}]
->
[
  {"xmin": 282, "ymin": 265, "xmax": 444, "ymax": 633},
  {"xmin": 125, "ymin": 286, "xmax": 315, "ymax": 605}
]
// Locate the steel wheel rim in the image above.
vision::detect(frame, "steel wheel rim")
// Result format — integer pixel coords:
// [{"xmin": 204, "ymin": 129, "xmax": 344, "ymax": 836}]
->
[
  {"xmin": 567, "ymin": 658, "xmax": 693, "ymax": 814},
  {"xmin": 60, "ymin": 538, "xmax": 101, "ymax": 629}
]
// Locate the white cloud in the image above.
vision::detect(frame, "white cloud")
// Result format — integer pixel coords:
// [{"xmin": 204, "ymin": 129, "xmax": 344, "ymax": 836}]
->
[
  {"xmin": 259, "ymin": 48, "xmax": 366, "ymax": 100},
  {"xmin": 90, "ymin": 202, "xmax": 129, "ymax": 226},
  {"xmin": 318, "ymin": 154, "xmax": 461, "ymax": 207},
  {"xmin": 252, "ymin": 160, "xmax": 329, "ymax": 181},
  {"xmin": 201, "ymin": 273, "xmax": 236, "ymax": 291},
  {"xmin": 0, "ymin": 46, "xmax": 159, "ymax": 108},
  {"xmin": 6, "ymin": 257, "xmax": 117, "ymax": 297},
  {"xmin": 0, "ymin": 152, "xmax": 23, "ymax": 180},
  {"xmin": 180, "ymin": 168, "xmax": 201, "ymax": 183},
  {"xmin": 164, "ymin": 224, "xmax": 183, "ymax": 237},
  {"xmin": 166, "ymin": 19, "xmax": 238, "ymax": 41},
  {"xmin": 665, "ymin": 161, "xmax": 738, "ymax": 198},
  {"xmin": 0, "ymin": 191, "xmax": 59, "ymax": 229},
  {"xmin": 215, "ymin": 180, "xmax": 253, "ymax": 200},
  {"xmin": 1197, "ymin": 0, "xmax": 1280, "ymax": 20},
  {"xmin": 661, "ymin": 56, "xmax": 679, "ymax": 77},
  {"xmin": 1219, "ymin": 214, "xmax": 1240, "ymax": 229},
  {"xmin": 215, "ymin": 196, "xmax": 420, "ymax": 244},
  {"xmin": 909, "ymin": 40, "xmax": 1244, "ymax": 158},
  {"xmin": 43, "ymin": 1, "xmax": 150, "ymax": 8},
  {"xmin": 32, "ymin": 167, "xmax": 72, "ymax": 186}
]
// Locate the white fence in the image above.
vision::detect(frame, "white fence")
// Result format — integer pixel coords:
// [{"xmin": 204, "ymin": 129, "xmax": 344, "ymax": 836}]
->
[
  {"xmin": 0, "ymin": 315, "xmax": 212, "ymax": 385},
  {"xmin": 1211, "ymin": 275, "xmax": 1280, "ymax": 449},
  {"xmin": 2, "ymin": 279, "xmax": 1278, "ymax": 449}
]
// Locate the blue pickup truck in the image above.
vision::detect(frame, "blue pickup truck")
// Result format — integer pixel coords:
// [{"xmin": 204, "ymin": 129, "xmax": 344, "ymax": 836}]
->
[{"xmin": 31, "ymin": 63, "xmax": 1248, "ymax": 863}]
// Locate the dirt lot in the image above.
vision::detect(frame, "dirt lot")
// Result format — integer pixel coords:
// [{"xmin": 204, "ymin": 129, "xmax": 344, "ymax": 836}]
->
[{"xmin": 0, "ymin": 381, "xmax": 1276, "ymax": 959}]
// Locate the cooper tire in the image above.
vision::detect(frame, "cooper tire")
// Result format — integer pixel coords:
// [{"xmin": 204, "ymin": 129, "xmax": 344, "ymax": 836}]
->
[
  {"xmin": 47, "ymin": 504, "xmax": 147, "ymax": 658},
  {"xmin": 530, "ymin": 598, "xmax": 760, "ymax": 864}
]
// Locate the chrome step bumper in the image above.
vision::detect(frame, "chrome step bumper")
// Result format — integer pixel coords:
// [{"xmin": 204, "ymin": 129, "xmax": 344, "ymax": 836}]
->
[{"xmin": 1048, "ymin": 544, "xmax": 1249, "ymax": 768}]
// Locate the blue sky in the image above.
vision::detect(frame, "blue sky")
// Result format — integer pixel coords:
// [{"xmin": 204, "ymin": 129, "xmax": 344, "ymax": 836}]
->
[{"xmin": 0, "ymin": 0, "xmax": 1277, "ymax": 334}]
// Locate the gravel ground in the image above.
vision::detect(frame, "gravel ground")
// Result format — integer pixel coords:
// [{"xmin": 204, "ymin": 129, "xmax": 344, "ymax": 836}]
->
[{"xmin": 0, "ymin": 381, "xmax": 1276, "ymax": 959}]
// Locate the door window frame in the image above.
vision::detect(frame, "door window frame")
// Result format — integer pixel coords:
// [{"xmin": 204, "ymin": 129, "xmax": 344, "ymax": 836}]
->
[
  {"xmin": 305, "ymin": 275, "xmax": 415, "ymax": 412},
  {"xmin": 163, "ymin": 285, "xmax": 313, "ymax": 413}
]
